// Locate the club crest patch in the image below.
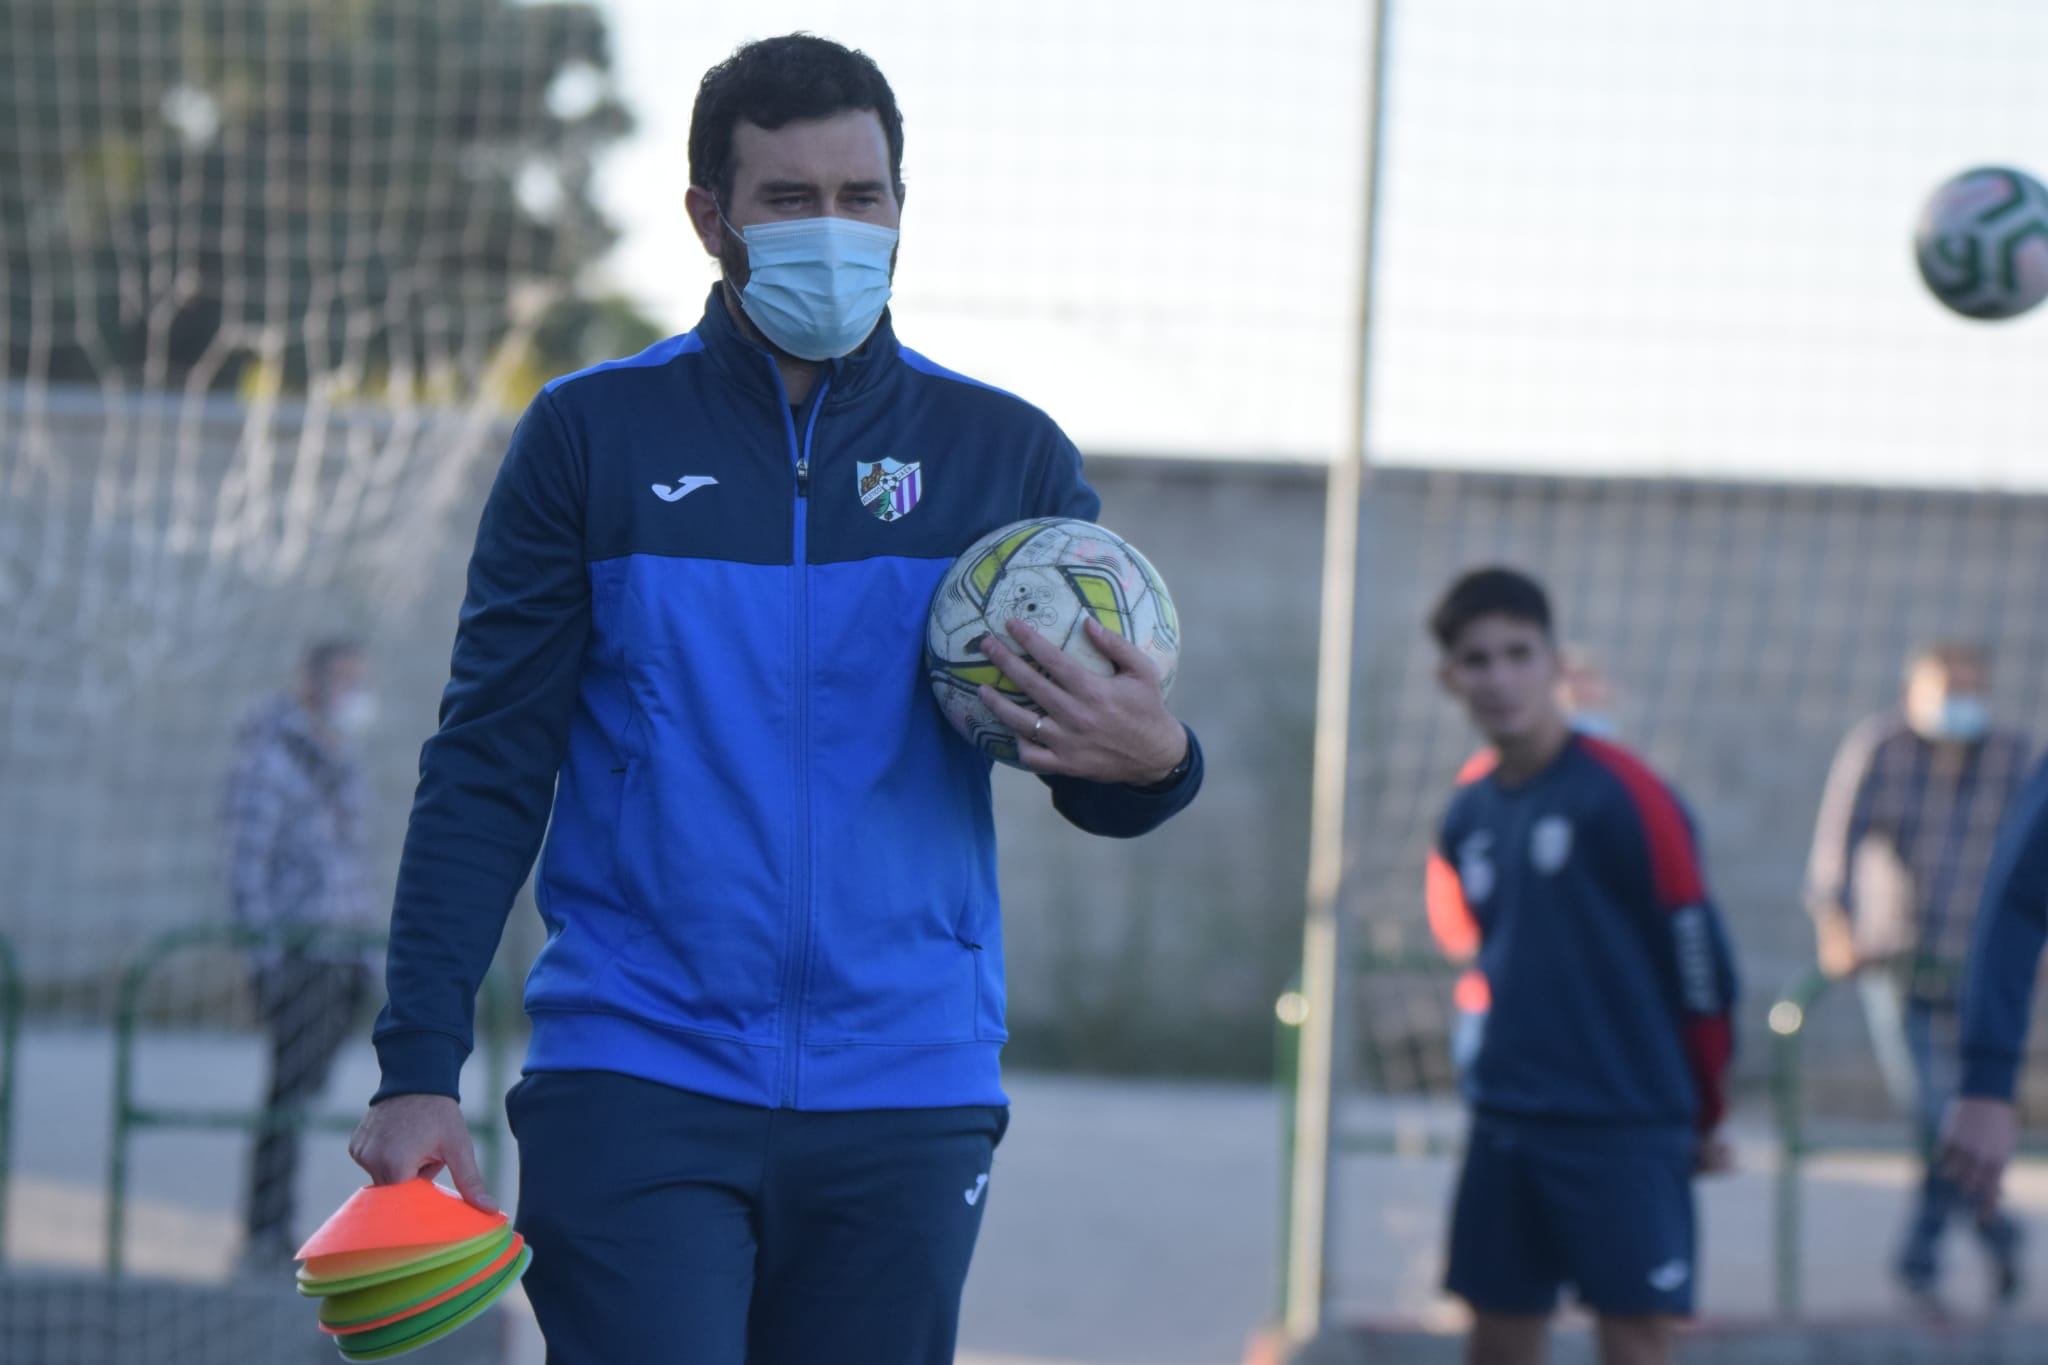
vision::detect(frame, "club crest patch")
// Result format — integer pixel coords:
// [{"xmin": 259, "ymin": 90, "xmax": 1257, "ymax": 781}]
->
[
  {"xmin": 1531, "ymin": 815, "xmax": 1574, "ymax": 874},
  {"xmin": 858, "ymin": 458, "xmax": 923, "ymax": 522}
]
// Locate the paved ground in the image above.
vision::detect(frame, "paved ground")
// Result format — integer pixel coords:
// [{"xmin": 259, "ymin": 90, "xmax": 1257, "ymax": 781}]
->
[{"xmin": 6, "ymin": 1026, "xmax": 2046, "ymax": 1363}]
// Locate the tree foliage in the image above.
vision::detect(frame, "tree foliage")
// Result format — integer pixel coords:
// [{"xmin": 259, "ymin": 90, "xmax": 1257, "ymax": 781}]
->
[{"xmin": 0, "ymin": 0, "xmax": 651, "ymax": 396}]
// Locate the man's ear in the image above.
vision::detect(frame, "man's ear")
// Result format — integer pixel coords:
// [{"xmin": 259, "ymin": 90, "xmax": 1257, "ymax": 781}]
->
[{"xmin": 684, "ymin": 186, "xmax": 725, "ymax": 259}]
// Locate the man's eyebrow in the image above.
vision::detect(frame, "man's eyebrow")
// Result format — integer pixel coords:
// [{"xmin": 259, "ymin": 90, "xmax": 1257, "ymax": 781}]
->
[
  {"xmin": 840, "ymin": 179, "xmax": 892, "ymax": 194},
  {"xmin": 755, "ymin": 179, "xmax": 819, "ymax": 195}
]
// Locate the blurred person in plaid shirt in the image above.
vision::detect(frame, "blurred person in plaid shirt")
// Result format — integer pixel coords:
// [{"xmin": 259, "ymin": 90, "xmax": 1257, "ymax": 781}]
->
[
  {"xmin": 1808, "ymin": 641, "xmax": 2032, "ymax": 1312},
  {"xmin": 223, "ymin": 638, "xmax": 381, "ymax": 1270}
]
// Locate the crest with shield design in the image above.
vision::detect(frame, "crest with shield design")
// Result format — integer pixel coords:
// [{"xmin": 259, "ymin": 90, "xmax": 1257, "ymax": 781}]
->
[{"xmin": 858, "ymin": 457, "xmax": 923, "ymax": 522}]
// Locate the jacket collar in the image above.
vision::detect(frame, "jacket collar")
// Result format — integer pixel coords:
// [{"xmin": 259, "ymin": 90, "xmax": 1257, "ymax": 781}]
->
[{"xmin": 691, "ymin": 283, "xmax": 902, "ymax": 408}]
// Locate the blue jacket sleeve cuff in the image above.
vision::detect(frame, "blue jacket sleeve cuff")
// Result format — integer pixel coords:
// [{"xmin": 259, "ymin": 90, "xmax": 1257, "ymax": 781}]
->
[
  {"xmin": 1128, "ymin": 724, "xmax": 1199, "ymax": 794},
  {"xmin": 371, "ymin": 1030, "xmax": 471, "ymax": 1104},
  {"xmin": 1961, "ymin": 1051, "xmax": 2021, "ymax": 1102},
  {"xmin": 1044, "ymin": 726, "xmax": 1204, "ymax": 838}
]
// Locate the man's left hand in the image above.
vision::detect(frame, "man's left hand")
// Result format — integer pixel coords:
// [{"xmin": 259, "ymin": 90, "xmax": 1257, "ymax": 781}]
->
[
  {"xmin": 977, "ymin": 617, "xmax": 1187, "ymax": 785},
  {"xmin": 1941, "ymin": 1095, "xmax": 2020, "ymax": 1218}
]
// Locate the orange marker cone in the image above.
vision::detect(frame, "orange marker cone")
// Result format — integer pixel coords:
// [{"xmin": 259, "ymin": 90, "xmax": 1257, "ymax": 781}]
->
[
  {"xmin": 295, "ymin": 1178, "xmax": 507, "ymax": 1261},
  {"xmin": 291, "ymin": 1178, "xmax": 530, "ymax": 1360}
]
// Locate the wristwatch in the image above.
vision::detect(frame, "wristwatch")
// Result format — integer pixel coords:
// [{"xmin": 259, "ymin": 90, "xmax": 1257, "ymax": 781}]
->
[{"xmin": 1137, "ymin": 734, "xmax": 1193, "ymax": 791}]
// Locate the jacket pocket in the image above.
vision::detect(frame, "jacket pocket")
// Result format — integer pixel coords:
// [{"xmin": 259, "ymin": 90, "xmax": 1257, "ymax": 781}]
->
[
  {"xmin": 802, "ymin": 895, "xmax": 980, "ymax": 1046},
  {"xmin": 605, "ymin": 752, "xmax": 787, "ymax": 1042},
  {"xmin": 959, "ymin": 896, "xmax": 1007, "ymax": 1044}
]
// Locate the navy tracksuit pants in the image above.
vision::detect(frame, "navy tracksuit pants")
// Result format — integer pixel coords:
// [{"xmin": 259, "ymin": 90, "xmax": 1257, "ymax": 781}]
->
[{"xmin": 507, "ymin": 1069, "xmax": 1008, "ymax": 1364}]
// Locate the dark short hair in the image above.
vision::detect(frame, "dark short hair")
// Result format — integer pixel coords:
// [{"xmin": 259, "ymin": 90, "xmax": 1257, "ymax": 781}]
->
[
  {"xmin": 1428, "ymin": 567, "xmax": 1554, "ymax": 650},
  {"xmin": 301, "ymin": 637, "xmax": 364, "ymax": 690},
  {"xmin": 689, "ymin": 34, "xmax": 905, "ymax": 208},
  {"xmin": 1906, "ymin": 640, "xmax": 1987, "ymax": 682}
]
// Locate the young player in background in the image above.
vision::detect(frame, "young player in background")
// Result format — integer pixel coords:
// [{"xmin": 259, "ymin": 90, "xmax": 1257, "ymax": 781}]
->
[
  {"xmin": 1428, "ymin": 568, "xmax": 1739, "ymax": 1365},
  {"xmin": 1428, "ymin": 650, "xmax": 1620, "ymax": 1079}
]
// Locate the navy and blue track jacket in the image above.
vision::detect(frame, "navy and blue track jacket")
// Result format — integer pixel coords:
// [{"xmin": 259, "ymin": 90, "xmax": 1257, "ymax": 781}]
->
[
  {"xmin": 371, "ymin": 289, "xmax": 1204, "ymax": 1113},
  {"xmin": 1959, "ymin": 754, "xmax": 2048, "ymax": 1100},
  {"xmin": 1439, "ymin": 735, "xmax": 1739, "ymax": 1130}
]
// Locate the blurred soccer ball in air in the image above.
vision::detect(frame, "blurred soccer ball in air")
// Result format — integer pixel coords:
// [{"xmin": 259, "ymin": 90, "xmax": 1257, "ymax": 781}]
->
[
  {"xmin": 1914, "ymin": 165, "xmax": 2048, "ymax": 321},
  {"xmin": 926, "ymin": 518, "xmax": 1180, "ymax": 769}
]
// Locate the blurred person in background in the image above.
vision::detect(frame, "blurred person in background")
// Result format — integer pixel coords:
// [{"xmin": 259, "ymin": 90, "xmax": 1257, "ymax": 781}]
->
[
  {"xmin": 224, "ymin": 638, "xmax": 380, "ymax": 1271},
  {"xmin": 1806, "ymin": 641, "xmax": 2031, "ymax": 1311},
  {"xmin": 1555, "ymin": 647, "xmax": 1618, "ymax": 740},
  {"xmin": 1428, "ymin": 649, "xmax": 1619, "ymax": 1081},
  {"xmin": 1429, "ymin": 570, "xmax": 1737, "ymax": 1365},
  {"xmin": 1941, "ymin": 750, "xmax": 2048, "ymax": 1269}
]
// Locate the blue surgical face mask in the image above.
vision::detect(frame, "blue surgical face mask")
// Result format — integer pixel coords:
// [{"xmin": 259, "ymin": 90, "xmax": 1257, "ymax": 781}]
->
[
  {"xmin": 1932, "ymin": 695, "xmax": 1990, "ymax": 743},
  {"xmin": 327, "ymin": 688, "xmax": 378, "ymax": 740},
  {"xmin": 727, "ymin": 215, "xmax": 898, "ymax": 362},
  {"xmin": 1568, "ymin": 711, "xmax": 1618, "ymax": 740}
]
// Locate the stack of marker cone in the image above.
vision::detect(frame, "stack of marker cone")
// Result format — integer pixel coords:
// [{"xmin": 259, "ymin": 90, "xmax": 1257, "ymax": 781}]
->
[{"xmin": 294, "ymin": 1179, "xmax": 530, "ymax": 1361}]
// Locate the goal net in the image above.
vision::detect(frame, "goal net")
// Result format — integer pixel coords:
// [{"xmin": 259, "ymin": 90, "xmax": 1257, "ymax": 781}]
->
[{"xmin": 0, "ymin": 1, "xmax": 624, "ymax": 1351}]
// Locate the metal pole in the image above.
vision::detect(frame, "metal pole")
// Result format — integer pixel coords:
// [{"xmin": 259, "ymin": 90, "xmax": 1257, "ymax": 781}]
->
[
  {"xmin": 106, "ymin": 949, "xmax": 149, "ymax": 1275},
  {"xmin": 1773, "ymin": 1028, "xmax": 1802, "ymax": 1319},
  {"xmin": 0, "ymin": 933, "xmax": 19, "ymax": 1264},
  {"xmin": 1284, "ymin": 0, "xmax": 1395, "ymax": 1342},
  {"xmin": 1769, "ymin": 968, "xmax": 1826, "ymax": 1319},
  {"xmin": 1273, "ymin": 980, "xmax": 1304, "ymax": 1321}
]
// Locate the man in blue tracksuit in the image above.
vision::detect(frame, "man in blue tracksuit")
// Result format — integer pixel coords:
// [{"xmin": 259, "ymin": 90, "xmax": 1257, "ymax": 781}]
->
[
  {"xmin": 346, "ymin": 34, "xmax": 1202, "ymax": 1364},
  {"xmin": 1428, "ymin": 568, "xmax": 1738, "ymax": 1365},
  {"xmin": 1939, "ymin": 757, "xmax": 2048, "ymax": 1269}
]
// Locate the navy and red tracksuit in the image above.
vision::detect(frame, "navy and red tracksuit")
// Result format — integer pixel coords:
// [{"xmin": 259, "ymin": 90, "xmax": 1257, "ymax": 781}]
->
[{"xmin": 1436, "ymin": 734, "xmax": 1739, "ymax": 1316}]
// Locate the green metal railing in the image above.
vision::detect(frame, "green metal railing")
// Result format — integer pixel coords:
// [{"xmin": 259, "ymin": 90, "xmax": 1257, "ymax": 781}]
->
[
  {"xmin": 1766, "ymin": 966, "xmax": 1831, "ymax": 1320},
  {"xmin": 0, "ymin": 932, "xmax": 21, "ymax": 1263},
  {"xmin": 1272, "ymin": 950, "xmax": 1467, "ymax": 1318},
  {"xmin": 1769, "ymin": 960, "xmax": 2046, "ymax": 1318},
  {"xmin": 106, "ymin": 925, "xmax": 511, "ymax": 1275}
]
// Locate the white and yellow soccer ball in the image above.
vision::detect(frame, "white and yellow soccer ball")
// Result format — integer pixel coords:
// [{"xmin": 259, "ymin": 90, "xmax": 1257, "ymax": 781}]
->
[
  {"xmin": 925, "ymin": 517, "xmax": 1180, "ymax": 768},
  {"xmin": 1914, "ymin": 165, "xmax": 2048, "ymax": 321}
]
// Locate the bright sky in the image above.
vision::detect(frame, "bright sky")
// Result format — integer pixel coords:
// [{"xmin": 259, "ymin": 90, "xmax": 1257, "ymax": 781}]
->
[{"xmin": 588, "ymin": 0, "xmax": 2048, "ymax": 487}]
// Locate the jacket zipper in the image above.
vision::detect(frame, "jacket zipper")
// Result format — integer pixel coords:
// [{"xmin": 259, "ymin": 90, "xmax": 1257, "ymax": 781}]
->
[{"xmin": 777, "ymin": 375, "xmax": 829, "ymax": 1107}]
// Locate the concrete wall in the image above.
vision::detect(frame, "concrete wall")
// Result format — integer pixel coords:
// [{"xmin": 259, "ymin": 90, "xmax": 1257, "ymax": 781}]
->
[{"xmin": 994, "ymin": 457, "xmax": 1324, "ymax": 1078}]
